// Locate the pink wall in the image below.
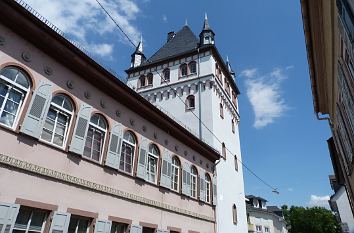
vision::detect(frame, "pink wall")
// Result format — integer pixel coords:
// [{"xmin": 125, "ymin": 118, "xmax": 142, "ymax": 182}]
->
[{"xmin": 0, "ymin": 23, "xmax": 215, "ymax": 233}]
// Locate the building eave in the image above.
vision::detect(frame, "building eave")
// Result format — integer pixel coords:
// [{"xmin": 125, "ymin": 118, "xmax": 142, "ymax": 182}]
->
[{"xmin": 0, "ymin": 0, "xmax": 220, "ymax": 162}]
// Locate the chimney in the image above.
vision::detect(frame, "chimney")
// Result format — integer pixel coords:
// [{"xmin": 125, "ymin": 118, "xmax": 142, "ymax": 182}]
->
[{"xmin": 167, "ymin": 31, "xmax": 175, "ymax": 42}]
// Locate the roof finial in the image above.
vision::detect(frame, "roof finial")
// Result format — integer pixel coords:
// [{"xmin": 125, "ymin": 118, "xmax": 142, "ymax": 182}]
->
[
  {"xmin": 226, "ymin": 55, "xmax": 229, "ymax": 63},
  {"xmin": 202, "ymin": 12, "xmax": 211, "ymax": 31},
  {"xmin": 205, "ymin": 12, "xmax": 208, "ymax": 20},
  {"xmin": 136, "ymin": 34, "xmax": 143, "ymax": 53},
  {"xmin": 185, "ymin": 18, "xmax": 188, "ymax": 26}
]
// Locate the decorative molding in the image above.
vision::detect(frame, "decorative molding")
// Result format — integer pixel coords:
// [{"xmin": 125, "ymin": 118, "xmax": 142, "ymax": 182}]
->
[
  {"xmin": 0, "ymin": 154, "xmax": 214, "ymax": 222},
  {"xmin": 21, "ymin": 51, "xmax": 31, "ymax": 62},
  {"xmin": 44, "ymin": 66, "xmax": 53, "ymax": 76},
  {"xmin": 66, "ymin": 80, "xmax": 74, "ymax": 89},
  {"xmin": 84, "ymin": 91, "xmax": 91, "ymax": 99}
]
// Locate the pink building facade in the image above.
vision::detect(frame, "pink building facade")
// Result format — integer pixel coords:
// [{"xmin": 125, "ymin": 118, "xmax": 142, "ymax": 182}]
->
[{"xmin": 0, "ymin": 1, "xmax": 219, "ymax": 233}]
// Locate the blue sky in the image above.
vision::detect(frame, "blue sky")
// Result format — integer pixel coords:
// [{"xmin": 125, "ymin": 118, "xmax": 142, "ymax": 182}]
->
[{"xmin": 24, "ymin": 0, "xmax": 333, "ymax": 207}]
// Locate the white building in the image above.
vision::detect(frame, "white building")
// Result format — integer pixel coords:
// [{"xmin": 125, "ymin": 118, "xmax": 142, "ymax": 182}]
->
[
  {"xmin": 329, "ymin": 175, "xmax": 354, "ymax": 233},
  {"xmin": 126, "ymin": 15, "xmax": 247, "ymax": 233},
  {"xmin": 246, "ymin": 196, "xmax": 288, "ymax": 233}
]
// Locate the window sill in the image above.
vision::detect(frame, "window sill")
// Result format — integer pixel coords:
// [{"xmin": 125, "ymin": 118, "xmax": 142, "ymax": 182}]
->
[
  {"xmin": 186, "ymin": 107, "xmax": 195, "ymax": 111},
  {"xmin": 82, "ymin": 155, "xmax": 102, "ymax": 166},
  {"xmin": 39, "ymin": 138, "xmax": 67, "ymax": 151},
  {"xmin": 137, "ymin": 84, "xmax": 153, "ymax": 90}
]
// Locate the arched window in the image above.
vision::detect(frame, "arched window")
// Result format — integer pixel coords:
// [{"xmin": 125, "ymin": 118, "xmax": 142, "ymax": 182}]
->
[
  {"xmin": 139, "ymin": 75, "xmax": 146, "ymax": 88},
  {"xmin": 186, "ymin": 95, "xmax": 195, "ymax": 110},
  {"xmin": 120, "ymin": 131, "xmax": 136, "ymax": 174},
  {"xmin": 234, "ymin": 155, "xmax": 239, "ymax": 171},
  {"xmin": 205, "ymin": 173, "xmax": 211, "ymax": 203},
  {"xmin": 231, "ymin": 119, "xmax": 235, "ymax": 133},
  {"xmin": 189, "ymin": 61, "xmax": 197, "ymax": 74},
  {"xmin": 162, "ymin": 68, "xmax": 170, "ymax": 82},
  {"xmin": 222, "ymin": 142, "xmax": 226, "ymax": 159},
  {"xmin": 232, "ymin": 204, "xmax": 237, "ymax": 224},
  {"xmin": 83, "ymin": 114, "xmax": 107, "ymax": 162},
  {"xmin": 190, "ymin": 166, "xmax": 198, "ymax": 198},
  {"xmin": 171, "ymin": 156, "xmax": 180, "ymax": 191},
  {"xmin": 220, "ymin": 103, "xmax": 224, "ymax": 118},
  {"xmin": 147, "ymin": 73, "xmax": 153, "ymax": 86},
  {"xmin": 40, "ymin": 94, "xmax": 74, "ymax": 148},
  {"xmin": 180, "ymin": 63, "xmax": 188, "ymax": 77},
  {"xmin": 0, "ymin": 66, "xmax": 30, "ymax": 128},
  {"xmin": 146, "ymin": 144, "xmax": 159, "ymax": 183}
]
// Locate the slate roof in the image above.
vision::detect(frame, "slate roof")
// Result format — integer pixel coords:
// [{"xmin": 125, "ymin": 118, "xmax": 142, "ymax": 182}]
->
[
  {"xmin": 145, "ymin": 25, "xmax": 199, "ymax": 64},
  {"xmin": 246, "ymin": 195, "xmax": 268, "ymax": 202}
]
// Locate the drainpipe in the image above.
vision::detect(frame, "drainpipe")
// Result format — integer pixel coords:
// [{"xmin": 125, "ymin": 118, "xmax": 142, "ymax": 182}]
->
[{"xmin": 197, "ymin": 48, "xmax": 202, "ymax": 139}]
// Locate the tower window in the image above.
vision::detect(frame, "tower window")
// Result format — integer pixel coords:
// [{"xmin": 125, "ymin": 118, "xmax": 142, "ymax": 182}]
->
[
  {"xmin": 189, "ymin": 61, "xmax": 197, "ymax": 74},
  {"xmin": 232, "ymin": 119, "xmax": 235, "ymax": 133},
  {"xmin": 232, "ymin": 204, "xmax": 237, "ymax": 225},
  {"xmin": 234, "ymin": 155, "xmax": 238, "ymax": 171},
  {"xmin": 162, "ymin": 68, "xmax": 170, "ymax": 83},
  {"xmin": 220, "ymin": 103, "xmax": 224, "ymax": 118},
  {"xmin": 180, "ymin": 63, "xmax": 188, "ymax": 77},
  {"xmin": 222, "ymin": 142, "xmax": 226, "ymax": 159},
  {"xmin": 186, "ymin": 95, "xmax": 195, "ymax": 110},
  {"xmin": 147, "ymin": 73, "xmax": 153, "ymax": 86},
  {"xmin": 139, "ymin": 75, "xmax": 146, "ymax": 88}
]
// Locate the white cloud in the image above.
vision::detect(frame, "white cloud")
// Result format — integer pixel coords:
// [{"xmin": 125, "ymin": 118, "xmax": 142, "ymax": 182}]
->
[
  {"xmin": 241, "ymin": 67, "xmax": 289, "ymax": 129},
  {"xmin": 287, "ymin": 187, "xmax": 293, "ymax": 192},
  {"xmin": 162, "ymin": 14, "xmax": 168, "ymax": 22},
  {"xmin": 24, "ymin": 0, "xmax": 142, "ymax": 58},
  {"xmin": 309, "ymin": 195, "xmax": 330, "ymax": 208}
]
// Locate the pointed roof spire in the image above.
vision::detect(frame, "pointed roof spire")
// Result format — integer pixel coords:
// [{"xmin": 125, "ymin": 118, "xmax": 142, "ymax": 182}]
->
[
  {"xmin": 203, "ymin": 12, "xmax": 211, "ymax": 31},
  {"xmin": 185, "ymin": 18, "xmax": 188, "ymax": 26},
  {"xmin": 135, "ymin": 35, "xmax": 143, "ymax": 53}
]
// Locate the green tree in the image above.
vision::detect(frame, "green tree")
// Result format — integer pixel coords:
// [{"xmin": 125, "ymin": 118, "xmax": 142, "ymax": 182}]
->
[{"xmin": 281, "ymin": 205, "xmax": 340, "ymax": 233}]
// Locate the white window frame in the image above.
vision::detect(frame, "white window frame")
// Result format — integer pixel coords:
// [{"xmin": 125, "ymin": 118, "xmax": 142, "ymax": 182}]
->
[
  {"xmin": 83, "ymin": 114, "xmax": 107, "ymax": 163},
  {"xmin": 171, "ymin": 157, "xmax": 180, "ymax": 192},
  {"xmin": 13, "ymin": 208, "xmax": 48, "ymax": 233},
  {"xmin": 119, "ymin": 132, "xmax": 136, "ymax": 174},
  {"xmin": 205, "ymin": 174, "xmax": 211, "ymax": 203},
  {"xmin": 0, "ymin": 73, "xmax": 29, "ymax": 130},
  {"xmin": 40, "ymin": 96, "xmax": 73, "ymax": 149},
  {"xmin": 190, "ymin": 166, "xmax": 198, "ymax": 198},
  {"xmin": 146, "ymin": 144, "xmax": 159, "ymax": 184}
]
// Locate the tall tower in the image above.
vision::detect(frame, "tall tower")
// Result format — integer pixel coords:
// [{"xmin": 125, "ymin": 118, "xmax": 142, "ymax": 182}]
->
[{"xmin": 126, "ymin": 16, "xmax": 247, "ymax": 233}]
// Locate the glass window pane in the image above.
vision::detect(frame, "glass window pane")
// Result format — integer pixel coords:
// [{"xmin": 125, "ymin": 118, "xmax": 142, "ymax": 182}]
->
[
  {"xmin": 15, "ymin": 72, "xmax": 30, "ymax": 89},
  {"xmin": 68, "ymin": 218, "xmax": 78, "ymax": 233},
  {"xmin": 43, "ymin": 118, "xmax": 55, "ymax": 132},
  {"xmin": 53, "ymin": 134, "xmax": 64, "ymax": 146},
  {"xmin": 63, "ymin": 98, "xmax": 73, "ymax": 112},
  {"xmin": 55, "ymin": 124, "xmax": 66, "ymax": 136},
  {"xmin": 41, "ymin": 129, "xmax": 53, "ymax": 142},
  {"xmin": 0, "ymin": 112, "xmax": 15, "ymax": 127},
  {"xmin": 1, "ymin": 67, "xmax": 18, "ymax": 81},
  {"xmin": 15, "ymin": 208, "xmax": 31, "ymax": 228},
  {"xmin": 90, "ymin": 114, "xmax": 99, "ymax": 125},
  {"xmin": 57, "ymin": 113, "xmax": 68, "ymax": 125},
  {"xmin": 8, "ymin": 89, "xmax": 23, "ymax": 103},
  {"xmin": 77, "ymin": 219, "xmax": 89, "ymax": 233},
  {"xmin": 29, "ymin": 211, "xmax": 46, "ymax": 230},
  {"xmin": 4, "ymin": 101, "xmax": 19, "ymax": 115},
  {"xmin": 0, "ymin": 83, "xmax": 8, "ymax": 96},
  {"xmin": 52, "ymin": 95, "xmax": 64, "ymax": 106}
]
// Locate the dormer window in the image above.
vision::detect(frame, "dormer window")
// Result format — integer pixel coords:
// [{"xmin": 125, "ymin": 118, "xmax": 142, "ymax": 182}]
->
[
  {"xmin": 139, "ymin": 75, "xmax": 146, "ymax": 88},
  {"xmin": 147, "ymin": 73, "xmax": 153, "ymax": 86},
  {"xmin": 180, "ymin": 63, "xmax": 188, "ymax": 77},
  {"xmin": 189, "ymin": 61, "xmax": 197, "ymax": 74},
  {"xmin": 162, "ymin": 68, "xmax": 170, "ymax": 83}
]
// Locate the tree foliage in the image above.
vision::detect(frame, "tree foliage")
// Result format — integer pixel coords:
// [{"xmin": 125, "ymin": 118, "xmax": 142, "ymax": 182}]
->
[{"xmin": 281, "ymin": 205, "xmax": 340, "ymax": 233}]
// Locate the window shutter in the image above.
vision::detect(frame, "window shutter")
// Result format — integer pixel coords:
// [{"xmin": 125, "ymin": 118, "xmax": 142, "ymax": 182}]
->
[
  {"xmin": 94, "ymin": 220, "xmax": 112, "ymax": 233},
  {"xmin": 199, "ymin": 171, "xmax": 206, "ymax": 202},
  {"xmin": 69, "ymin": 103, "xmax": 92, "ymax": 155},
  {"xmin": 129, "ymin": 224, "xmax": 142, "ymax": 233},
  {"xmin": 105, "ymin": 123, "xmax": 124, "ymax": 169},
  {"xmin": 160, "ymin": 149, "xmax": 172, "ymax": 189},
  {"xmin": 212, "ymin": 175, "xmax": 217, "ymax": 205},
  {"xmin": 136, "ymin": 136, "xmax": 148, "ymax": 180},
  {"xmin": 182, "ymin": 162, "xmax": 191, "ymax": 196},
  {"xmin": 0, "ymin": 202, "xmax": 20, "ymax": 233},
  {"xmin": 20, "ymin": 80, "xmax": 52, "ymax": 139},
  {"xmin": 49, "ymin": 212, "xmax": 71, "ymax": 233}
]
